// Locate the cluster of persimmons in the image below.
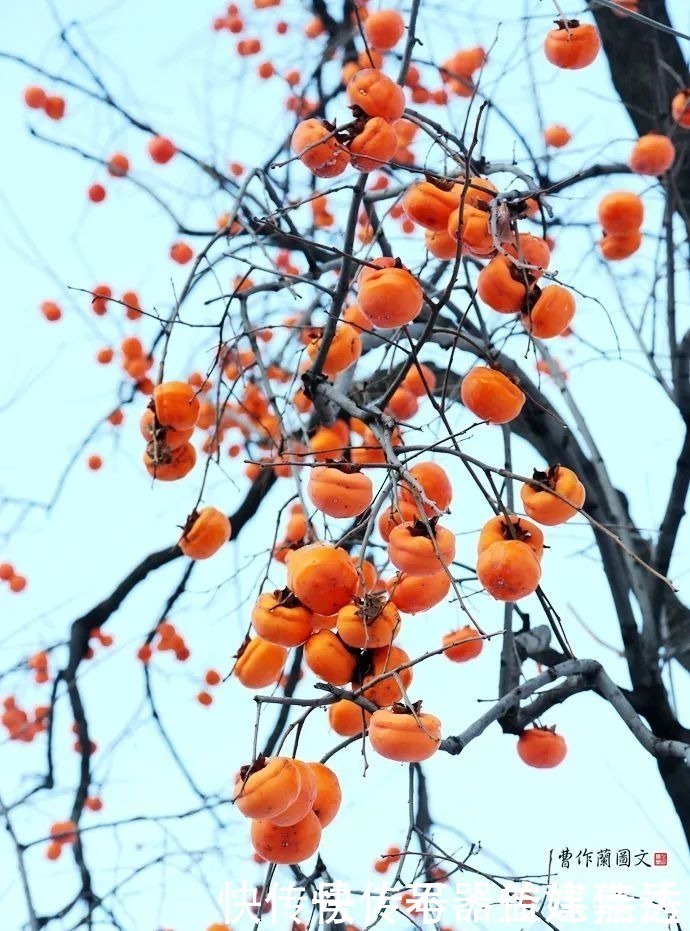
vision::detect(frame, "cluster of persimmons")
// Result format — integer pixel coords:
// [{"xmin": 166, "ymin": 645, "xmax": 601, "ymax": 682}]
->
[
  {"xmin": 136, "ymin": 365, "xmax": 583, "ymax": 863},
  {"xmin": 9, "ymin": 0, "xmax": 688, "ymax": 890},
  {"xmin": 0, "ymin": 560, "xmax": 27, "ymax": 593},
  {"xmin": 232, "ymin": 757, "xmax": 341, "ymax": 864}
]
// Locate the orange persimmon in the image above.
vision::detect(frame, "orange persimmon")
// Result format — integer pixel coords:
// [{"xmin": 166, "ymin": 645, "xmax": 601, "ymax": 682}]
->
[
  {"xmin": 233, "ymin": 757, "xmax": 302, "ymax": 820},
  {"xmin": 364, "ymin": 10, "xmax": 405, "ymax": 50},
  {"xmin": 234, "ymin": 637, "xmax": 287, "ymax": 688},
  {"xmin": 461, "ymin": 367, "xmax": 525, "ymax": 424},
  {"xmin": 304, "ymin": 630, "xmax": 356, "ymax": 686},
  {"xmin": 336, "ymin": 597, "xmax": 400, "ymax": 649},
  {"xmin": 442, "ymin": 626, "xmax": 483, "ymax": 662},
  {"xmin": 347, "ymin": 69, "xmax": 405, "ymax": 122},
  {"xmin": 521, "ymin": 465, "xmax": 586, "ymax": 525},
  {"xmin": 369, "ymin": 705, "xmax": 442, "ymax": 762},
  {"xmin": 251, "ymin": 591, "xmax": 314, "ymax": 647},
  {"xmin": 387, "ymin": 570, "xmax": 451, "ymax": 614},
  {"xmin": 476, "ymin": 540, "xmax": 541, "ymax": 601},
  {"xmin": 287, "ymin": 543, "xmax": 359, "ymax": 615},
  {"xmin": 629, "ymin": 133, "xmax": 675, "ymax": 176},
  {"xmin": 544, "ymin": 20, "xmax": 600, "ymax": 70},
  {"xmin": 387, "ymin": 520, "xmax": 456, "ymax": 576},
  {"xmin": 251, "ymin": 811, "xmax": 322, "ymax": 864},
  {"xmin": 179, "ymin": 507, "xmax": 231, "ymax": 559},
  {"xmin": 517, "ymin": 726, "xmax": 567, "ymax": 768}
]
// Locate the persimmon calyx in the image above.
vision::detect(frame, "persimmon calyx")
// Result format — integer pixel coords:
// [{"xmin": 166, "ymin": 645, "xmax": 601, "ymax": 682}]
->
[
  {"xmin": 390, "ymin": 700, "xmax": 424, "ymax": 716},
  {"xmin": 318, "ymin": 458, "xmax": 364, "ymax": 475},
  {"xmin": 423, "ymin": 172, "xmax": 456, "ymax": 192},
  {"xmin": 234, "ymin": 634, "xmax": 252, "ymax": 659},
  {"xmin": 355, "ymin": 593, "xmax": 386, "ymax": 622},
  {"xmin": 181, "ymin": 510, "xmax": 201, "ymax": 536},
  {"xmin": 239, "ymin": 754, "xmax": 268, "ymax": 780},
  {"xmin": 406, "ymin": 517, "xmax": 438, "ymax": 538},
  {"xmin": 529, "ymin": 464, "xmax": 560, "ymax": 490},
  {"xmin": 500, "ymin": 518, "xmax": 534, "ymax": 544},
  {"xmin": 521, "ymin": 285, "xmax": 543, "ymax": 314},
  {"xmin": 271, "ymin": 587, "xmax": 305, "ymax": 610}
]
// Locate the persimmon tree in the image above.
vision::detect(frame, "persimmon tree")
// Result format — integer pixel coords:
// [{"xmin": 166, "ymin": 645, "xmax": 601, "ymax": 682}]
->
[{"xmin": 1, "ymin": 0, "xmax": 690, "ymax": 928}]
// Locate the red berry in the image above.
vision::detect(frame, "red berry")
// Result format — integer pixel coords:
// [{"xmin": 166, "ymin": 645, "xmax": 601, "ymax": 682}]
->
[{"xmin": 88, "ymin": 183, "xmax": 106, "ymax": 203}]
